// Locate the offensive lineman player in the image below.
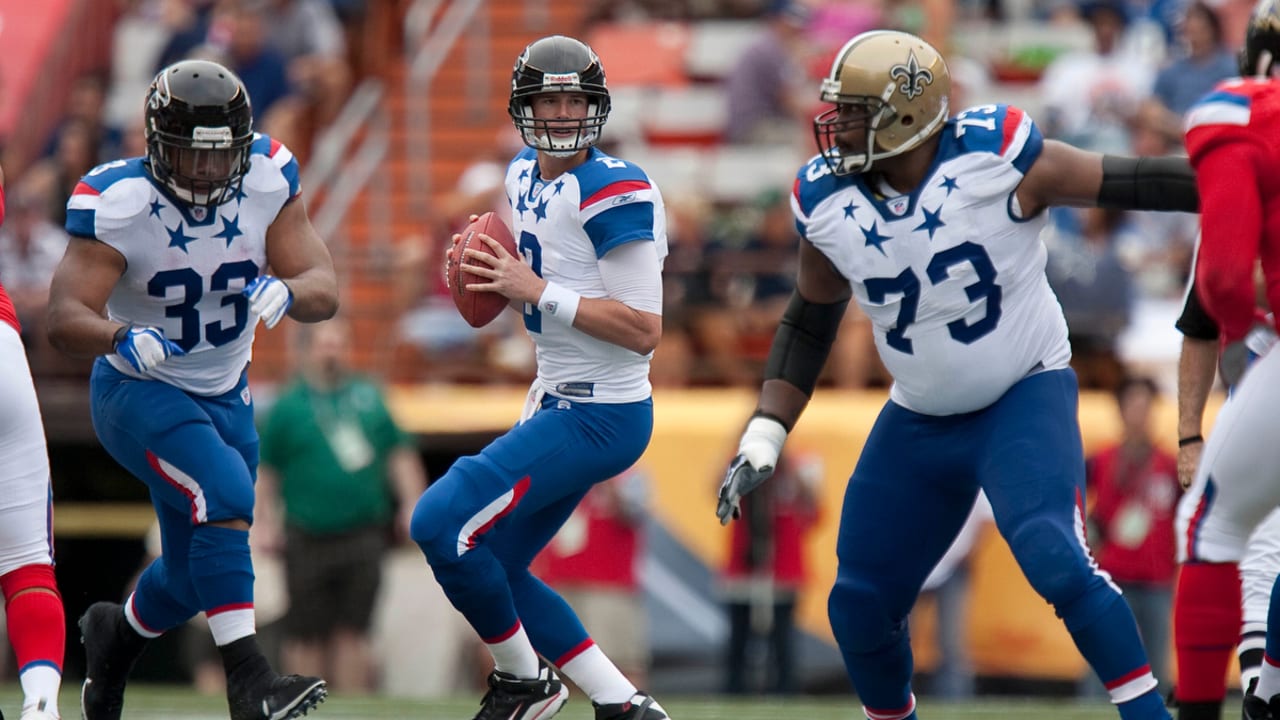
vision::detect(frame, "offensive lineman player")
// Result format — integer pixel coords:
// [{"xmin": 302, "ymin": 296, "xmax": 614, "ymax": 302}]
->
[{"xmin": 715, "ymin": 29, "xmax": 1201, "ymax": 720}]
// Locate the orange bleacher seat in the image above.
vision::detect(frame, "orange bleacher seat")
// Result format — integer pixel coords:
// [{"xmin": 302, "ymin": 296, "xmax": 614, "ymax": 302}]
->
[
  {"xmin": 641, "ymin": 85, "xmax": 727, "ymax": 147},
  {"xmin": 587, "ymin": 22, "xmax": 690, "ymax": 88},
  {"xmin": 682, "ymin": 20, "xmax": 761, "ymax": 83}
]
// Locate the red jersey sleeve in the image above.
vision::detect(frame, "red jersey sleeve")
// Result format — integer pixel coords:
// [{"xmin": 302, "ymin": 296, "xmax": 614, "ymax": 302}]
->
[{"xmin": 1188, "ymin": 130, "xmax": 1264, "ymax": 343}]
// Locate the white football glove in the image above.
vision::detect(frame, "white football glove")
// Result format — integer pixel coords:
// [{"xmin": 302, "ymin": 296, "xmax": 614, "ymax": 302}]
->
[
  {"xmin": 114, "ymin": 325, "xmax": 186, "ymax": 373},
  {"xmin": 243, "ymin": 275, "xmax": 293, "ymax": 329},
  {"xmin": 716, "ymin": 415, "xmax": 788, "ymax": 526}
]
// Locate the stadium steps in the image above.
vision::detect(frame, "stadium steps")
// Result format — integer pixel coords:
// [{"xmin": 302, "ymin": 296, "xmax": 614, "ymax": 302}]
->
[{"xmin": 249, "ymin": 0, "xmax": 587, "ymax": 385}]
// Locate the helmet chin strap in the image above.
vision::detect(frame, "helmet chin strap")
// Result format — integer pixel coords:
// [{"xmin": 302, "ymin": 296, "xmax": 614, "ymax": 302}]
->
[
  {"xmin": 166, "ymin": 180, "xmax": 200, "ymax": 205},
  {"xmin": 840, "ymin": 82, "xmax": 898, "ymax": 174}
]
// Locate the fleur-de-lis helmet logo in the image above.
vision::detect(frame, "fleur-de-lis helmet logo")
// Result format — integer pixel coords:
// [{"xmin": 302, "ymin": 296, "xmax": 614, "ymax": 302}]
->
[{"xmin": 890, "ymin": 51, "xmax": 934, "ymax": 100}]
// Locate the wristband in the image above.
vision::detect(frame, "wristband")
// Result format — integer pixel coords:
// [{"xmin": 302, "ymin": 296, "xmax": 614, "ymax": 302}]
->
[
  {"xmin": 537, "ymin": 282, "xmax": 581, "ymax": 326},
  {"xmin": 112, "ymin": 324, "xmax": 132, "ymax": 351},
  {"xmin": 752, "ymin": 409, "xmax": 794, "ymax": 433},
  {"xmin": 1178, "ymin": 434, "xmax": 1204, "ymax": 448}
]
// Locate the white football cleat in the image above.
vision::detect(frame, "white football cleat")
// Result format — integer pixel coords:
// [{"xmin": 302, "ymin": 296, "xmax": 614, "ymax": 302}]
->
[{"xmin": 19, "ymin": 698, "xmax": 59, "ymax": 720}]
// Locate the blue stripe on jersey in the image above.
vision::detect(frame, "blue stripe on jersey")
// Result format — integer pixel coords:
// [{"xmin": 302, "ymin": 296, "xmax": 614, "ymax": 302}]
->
[
  {"xmin": 79, "ymin": 157, "xmax": 148, "ymax": 194},
  {"xmin": 280, "ymin": 157, "xmax": 300, "ymax": 197},
  {"xmin": 946, "ymin": 104, "xmax": 1017, "ymax": 156},
  {"xmin": 66, "ymin": 208, "xmax": 96, "ymax": 238},
  {"xmin": 573, "ymin": 147, "xmax": 651, "ymax": 201},
  {"xmin": 794, "ymin": 156, "xmax": 847, "ymax": 219},
  {"xmin": 942, "ymin": 104, "xmax": 1043, "ymax": 175},
  {"xmin": 584, "ymin": 202, "xmax": 656, "ymax": 257},
  {"xmin": 251, "ymin": 134, "xmax": 300, "ymax": 197},
  {"xmin": 509, "ymin": 146, "xmax": 538, "ymax": 169},
  {"xmin": 250, "ymin": 134, "xmax": 272, "ymax": 156},
  {"xmin": 1009, "ymin": 120, "xmax": 1043, "ymax": 176},
  {"xmin": 1195, "ymin": 89, "xmax": 1252, "ymax": 111},
  {"xmin": 67, "ymin": 159, "xmax": 146, "ymax": 239}
]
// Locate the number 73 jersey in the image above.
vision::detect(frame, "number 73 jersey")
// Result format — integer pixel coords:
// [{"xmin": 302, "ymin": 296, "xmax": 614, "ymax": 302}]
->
[
  {"xmin": 66, "ymin": 135, "xmax": 301, "ymax": 395},
  {"xmin": 793, "ymin": 104, "xmax": 1070, "ymax": 416}
]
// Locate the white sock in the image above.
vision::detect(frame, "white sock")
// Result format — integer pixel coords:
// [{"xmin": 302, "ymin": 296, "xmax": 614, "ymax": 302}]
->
[
  {"xmin": 559, "ymin": 643, "xmax": 636, "ymax": 705},
  {"xmin": 1256, "ymin": 655, "xmax": 1280, "ymax": 701},
  {"xmin": 486, "ymin": 623, "xmax": 540, "ymax": 679},
  {"xmin": 20, "ymin": 664, "xmax": 61, "ymax": 717}
]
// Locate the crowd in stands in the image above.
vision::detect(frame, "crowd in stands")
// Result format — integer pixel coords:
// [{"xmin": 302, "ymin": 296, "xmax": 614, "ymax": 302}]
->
[
  {"xmin": 0, "ymin": 0, "xmax": 1241, "ymax": 701},
  {"xmin": 2, "ymin": 0, "xmax": 366, "ymax": 383},
  {"xmin": 392, "ymin": 0, "xmax": 1214, "ymax": 392},
  {"xmin": 2, "ymin": 0, "xmax": 1227, "ymax": 394}
]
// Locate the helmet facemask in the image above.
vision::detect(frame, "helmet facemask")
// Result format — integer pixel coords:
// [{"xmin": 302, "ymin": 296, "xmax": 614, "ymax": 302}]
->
[
  {"xmin": 814, "ymin": 85, "xmax": 900, "ymax": 176},
  {"xmin": 510, "ymin": 90, "xmax": 610, "ymax": 157},
  {"xmin": 147, "ymin": 128, "xmax": 253, "ymax": 207}
]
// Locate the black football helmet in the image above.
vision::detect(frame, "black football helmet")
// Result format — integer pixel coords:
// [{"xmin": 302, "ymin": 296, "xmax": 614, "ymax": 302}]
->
[
  {"xmin": 144, "ymin": 60, "xmax": 254, "ymax": 207},
  {"xmin": 1242, "ymin": 0, "xmax": 1280, "ymax": 76},
  {"xmin": 508, "ymin": 35, "xmax": 611, "ymax": 155}
]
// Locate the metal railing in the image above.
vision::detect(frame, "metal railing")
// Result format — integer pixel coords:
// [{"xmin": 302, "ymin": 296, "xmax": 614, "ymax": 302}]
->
[
  {"xmin": 404, "ymin": 0, "xmax": 486, "ymax": 223},
  {"xmin": 301, "ymin": 78, "xmax": 385, "ymax": 202}
]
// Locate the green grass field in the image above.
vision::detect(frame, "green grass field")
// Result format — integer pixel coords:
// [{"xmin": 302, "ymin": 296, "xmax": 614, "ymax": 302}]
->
[{"xmin": 0, "ymin": 686, "xmax": 1134, "ymax": 719}]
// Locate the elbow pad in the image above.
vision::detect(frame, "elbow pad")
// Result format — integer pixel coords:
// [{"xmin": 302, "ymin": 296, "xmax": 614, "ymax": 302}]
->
[
  {"xmin": 1097, "ymin": 155, "xmax": 1199, "ymax": 213},
  {"xmin": 762, "ymin": 292, "xmax": 849, "ymax": 397}
]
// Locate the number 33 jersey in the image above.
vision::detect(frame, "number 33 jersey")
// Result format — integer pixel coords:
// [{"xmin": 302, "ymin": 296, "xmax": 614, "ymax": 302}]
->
[
  {"xmin": 66, "ymin": 134, "xmax": 300, "ymax": 395},
  {"xmin": 793, "ymin": 104, "xmax": 1070, "ymax": 416}
]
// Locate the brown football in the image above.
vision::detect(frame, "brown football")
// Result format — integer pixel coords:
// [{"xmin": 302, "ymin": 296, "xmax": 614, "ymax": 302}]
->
[{"xmin": 449, "ymin": 211, "xmax": 517, "ymax": 328}]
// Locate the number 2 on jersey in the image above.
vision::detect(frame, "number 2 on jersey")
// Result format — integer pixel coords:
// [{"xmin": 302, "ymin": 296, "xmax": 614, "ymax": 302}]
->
[
  {"xmin": 866, "ymin": 241, "xmax": 1002, "ymax": 354},
  {"xmin": 518, "ymin": 230, "xmax": 543, "ymax": 333}
]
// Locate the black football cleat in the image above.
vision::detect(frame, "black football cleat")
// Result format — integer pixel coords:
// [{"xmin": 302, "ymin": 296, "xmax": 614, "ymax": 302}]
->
[
  {"xmin": 80, "ymin": 601, "xmax": 149, "ymax": 720},
  {"xmin": 593, "ymin": 692, "xmax": 670, "ymax": 720},
  {"xmin": 473, "ymin": 661, "xmax": 568, "ymax": 720},
  {"xmin": 227, "ymin": 668, "xmax": 327, "ymax": 720},
  {"xmin": 1243, "ymin": 692, "xmax": 1279, "ymax": 720}
]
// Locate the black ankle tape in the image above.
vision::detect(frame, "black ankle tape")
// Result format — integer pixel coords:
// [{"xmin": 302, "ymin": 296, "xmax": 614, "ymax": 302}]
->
[{"xmin": 219, "ymin": 634, "xmax": 264, "ymax": 675}]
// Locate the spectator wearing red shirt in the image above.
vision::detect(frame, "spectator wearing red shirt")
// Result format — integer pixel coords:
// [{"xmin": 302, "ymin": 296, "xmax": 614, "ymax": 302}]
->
[
  {"xmin": 1086, "ymin": 375, "xmax": 1180, "ymax": 694},
  {"xmin": 721, "ymin": 450, "xmax": 820, "ymax": 695},
  {"xmin": 532, "ymin": 467, "xmax": 651, "ymax": 687}
]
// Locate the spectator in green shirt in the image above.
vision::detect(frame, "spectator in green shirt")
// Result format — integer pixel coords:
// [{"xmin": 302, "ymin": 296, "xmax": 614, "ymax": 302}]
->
[{"xmin": 256, "ymin": 317, "xmax": 427, "ymax": 694}]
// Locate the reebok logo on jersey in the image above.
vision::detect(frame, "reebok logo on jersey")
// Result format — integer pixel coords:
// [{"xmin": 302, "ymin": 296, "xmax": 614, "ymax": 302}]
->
[{"xmin": 611, "ymin": 192, "xmax": 636, "ymax": 205}]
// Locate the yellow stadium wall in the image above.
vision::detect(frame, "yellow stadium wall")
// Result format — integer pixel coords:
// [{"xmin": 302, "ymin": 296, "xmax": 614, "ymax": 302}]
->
[{"xmin": 388, "ymin": 385, "xmax": 1222, "ymax": 682}]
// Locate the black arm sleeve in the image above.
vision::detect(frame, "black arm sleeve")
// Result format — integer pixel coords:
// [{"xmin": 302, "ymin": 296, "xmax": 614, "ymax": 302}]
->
[
  {"xmin": 1097, "ymin": 155, "xmax": 1200, "ymax": 213},
  {"xmin": 1177, "ymin": 279, "xmax": 1220, "ymax": 340},
  {"xmin": 762, "ymin": 292, "xmax": 849, "ymax": 397}
]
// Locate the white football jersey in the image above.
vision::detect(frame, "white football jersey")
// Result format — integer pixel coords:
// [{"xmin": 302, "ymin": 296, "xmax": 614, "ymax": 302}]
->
[
  {"xmin": 793, "ymin": 104, "xmax": 1070, "ymax": 415},
  {"xmin": 505, "ymin": 147, "xmax": 667, "ymax": 403},
  {"xmin": 66, "ymin": 135, "xmax": 300, "ymax": 395}
]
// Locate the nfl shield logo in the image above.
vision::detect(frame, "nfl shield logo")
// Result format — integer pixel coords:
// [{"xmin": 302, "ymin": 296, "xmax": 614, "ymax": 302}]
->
[
  {"xmin": 887, "ymin": 196, "xmax": 910, "ymax": 216},
  {"xmin": 192, "ymin": 207, "xmax": 207, "ymax": 221}
]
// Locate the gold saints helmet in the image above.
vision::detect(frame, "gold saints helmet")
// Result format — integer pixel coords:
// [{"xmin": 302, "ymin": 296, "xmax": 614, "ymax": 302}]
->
[{"xmin": 814, "ymin": 30, "xmax": 950, "ymax": 175}]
